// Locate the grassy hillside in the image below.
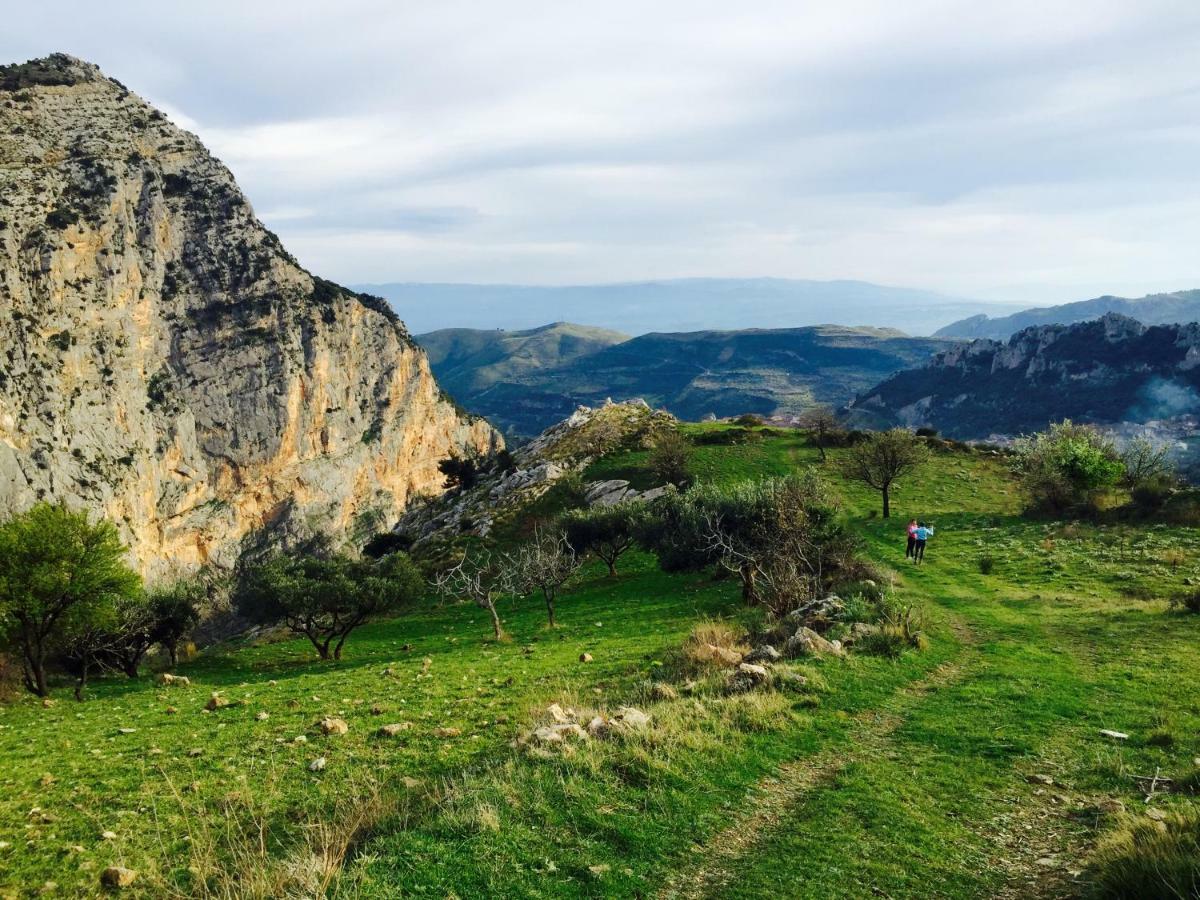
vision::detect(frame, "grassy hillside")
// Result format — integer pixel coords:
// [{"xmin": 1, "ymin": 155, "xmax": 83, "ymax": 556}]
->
[
  {"xmin": 418, "ymin": 324, "xmax": 956, "ymax": 437},
  {"xmin": 2, "ymin": 430, "xmax": 1198, "ymax": 898}
]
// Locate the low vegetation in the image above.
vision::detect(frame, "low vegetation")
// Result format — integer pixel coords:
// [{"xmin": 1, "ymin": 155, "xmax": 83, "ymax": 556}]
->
[{"xmin": 1, "ymin": 422, "xmax": 1198, "ymax": 897}]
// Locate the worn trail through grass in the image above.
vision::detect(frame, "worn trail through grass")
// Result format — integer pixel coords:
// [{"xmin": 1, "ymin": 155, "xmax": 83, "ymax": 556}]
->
[{"xmin": 660, "ymin": 637, "xmax": 976, "ymax": 900}]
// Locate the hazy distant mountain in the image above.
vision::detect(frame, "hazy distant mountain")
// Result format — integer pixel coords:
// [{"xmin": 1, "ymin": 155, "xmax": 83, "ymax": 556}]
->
[
  {"xmin": 935, "ymin": 289, "xmax": 1200, "ymax": 340},
  {"xmin": 364, "ymin": 278, "xmax": 1020, "ymax": 336},
  {"xmin": 416, "ymin": 323, "xmax": 956, "ymax": 436},
  {"xmin": 851, "ymin": 314, "xmax": 1200, "ymax": 438}
]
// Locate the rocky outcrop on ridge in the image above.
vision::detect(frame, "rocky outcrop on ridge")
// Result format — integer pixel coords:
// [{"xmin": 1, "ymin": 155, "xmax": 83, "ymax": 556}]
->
[{"xmin": 849, "ymin": 314, "xmax": 1200, "ymax": 439}]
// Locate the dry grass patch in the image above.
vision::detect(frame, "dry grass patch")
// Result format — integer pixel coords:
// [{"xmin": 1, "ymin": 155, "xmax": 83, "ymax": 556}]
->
[{"xmin": 1086, "ymin": 809, "xmax": 1200, "ymax": 899}]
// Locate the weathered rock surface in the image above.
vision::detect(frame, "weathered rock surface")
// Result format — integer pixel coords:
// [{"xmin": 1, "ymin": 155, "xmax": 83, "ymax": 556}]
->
[
  {"xmin": 395, "ymin": 399, "xmax": 673, "ymax": 546},
  {"xmin": 851, "ymin": 312, "xmax": 1200, "ymax": 439},
  {"xmin": 0, "ymin": 55, "xmax": 498, "ymax": 576}
]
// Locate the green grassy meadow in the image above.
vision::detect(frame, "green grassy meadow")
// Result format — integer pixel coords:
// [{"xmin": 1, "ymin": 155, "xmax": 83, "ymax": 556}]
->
[{"xmin": 2, "ymin": 428, "xmax": 1198, "ymax": 898}]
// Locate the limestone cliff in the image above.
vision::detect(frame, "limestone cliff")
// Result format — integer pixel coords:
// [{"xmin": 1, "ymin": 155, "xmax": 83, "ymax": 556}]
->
[
  {"xmin": 849, "ymin": 313, "xmax": 1200, "ymax": 438},
  {"xmin": 0, "ymin": 54, "xmax": 500, "ymax": 576}
]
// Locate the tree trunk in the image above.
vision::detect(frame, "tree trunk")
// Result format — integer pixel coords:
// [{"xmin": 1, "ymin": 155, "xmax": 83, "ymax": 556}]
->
[
  {"xmin": 74, "ymin": 658, "xmax": 89, "ymax": 702},
  {"xmin": 544, "ymin": 593, "xmax": 556, "ymax": 627},
  {"xmin": 121, "ymin": 653, "xmax": 141, "ymax": 679},
  {"xmin": 817, "ymin": 439, "xmax": 827, "ymax": 462},
  {"xmin": 308, "ymin": 632, "xmax": 331, "ymax": 660},
  {"xmin": 333, "ymin": 633, "xmax": 349, "ymax": 660},
  {"xmin": 486, "ymin": 601, "xmax": 504, "ymax": 640},
  {"xmin": 882, "ymin": 485, "xmax": 891, "ymax": 519},
  {"xmin": 739, "ymin": 565, "xmax": 759, "ymax": 603},
  {"xmin": 24, "ymin": 643, "xmax": 49, "ymax": 697},
  {"xmin": 605, "ymin": 557, "xmax": 617, "ymax": 577},
  {"xmin": 166, "ymin": 643, "xmax": 178, "ymax": 668}
]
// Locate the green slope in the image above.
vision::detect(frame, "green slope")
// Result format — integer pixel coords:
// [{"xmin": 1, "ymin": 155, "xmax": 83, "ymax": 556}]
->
[
  {"xmin": 3, "ymin": 430, "xmax": 1198, "ymax": 897},
  {"xmin": 418, "ymin": 323, "xmax": 956, "ymax": 437}
]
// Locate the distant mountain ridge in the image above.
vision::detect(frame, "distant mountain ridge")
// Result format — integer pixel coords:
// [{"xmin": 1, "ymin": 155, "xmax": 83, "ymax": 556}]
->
[
  {"xmin": 935, "ymin": 289, "xmax": 1200, "ymax": 340},
  {"xmin": 364, "ymin": 278, "xmax": 1020, "ymax": 336},
  {"xmin": 417, "ymin": 322, "xmax": 956, "ymax": 436},
  {"xmin": 850, "ymin": 313, "xmax": 1200, "ymax": 439}
]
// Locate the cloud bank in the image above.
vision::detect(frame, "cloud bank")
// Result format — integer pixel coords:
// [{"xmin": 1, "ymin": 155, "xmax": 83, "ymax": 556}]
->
[{"xmin": 4, "ymin": 0, "xmax": 1200, "ymax": 304}]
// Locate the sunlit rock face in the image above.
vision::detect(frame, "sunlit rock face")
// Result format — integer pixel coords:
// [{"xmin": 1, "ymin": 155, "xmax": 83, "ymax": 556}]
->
[{"xmin": 0, "ymin": 54, "xmax": 500, "ymax": 577}]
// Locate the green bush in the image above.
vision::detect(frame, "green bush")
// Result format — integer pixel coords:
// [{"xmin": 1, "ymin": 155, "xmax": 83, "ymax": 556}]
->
[
  {"xmin": 977, "ymin": 554, "xmax": 996, "ymax": 575},
  {"xmin": 1012, "ymin": 421, "xmax": 1124, "ymax": 514},
  {"xmin": 1168, "ymin": 591, "xmax": 1200, "ymax": 614}
]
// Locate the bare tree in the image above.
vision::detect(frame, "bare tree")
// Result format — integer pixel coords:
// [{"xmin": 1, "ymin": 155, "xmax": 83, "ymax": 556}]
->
[
  {"xmin": 798, "ymin": 405, "xmax": 843, "ymax": 462},
  {"xmin": 1121, "ymin": 436, "xmax": 1174, "ymax": 487},
  {"xmin": 841, "ymin": 429, "xmax": 930, "ymax": 518},
  {"xmin": 433, "ymin": 551, "xmax": 508, "ymax": 640},
  {"xmin": 505, "ymin": 528, "xmax": 580, "ymax": 626}
]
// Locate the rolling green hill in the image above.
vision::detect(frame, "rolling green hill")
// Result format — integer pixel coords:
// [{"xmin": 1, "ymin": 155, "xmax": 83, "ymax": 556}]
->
[{"xmin": 418, "ymin": 323, "xmax": 957, "ymax": 437}]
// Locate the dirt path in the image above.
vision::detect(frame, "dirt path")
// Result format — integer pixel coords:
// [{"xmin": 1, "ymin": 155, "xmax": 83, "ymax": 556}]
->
[{"xmin": 658, "ymin": 653, "xmax": 973, "ymax": 899}]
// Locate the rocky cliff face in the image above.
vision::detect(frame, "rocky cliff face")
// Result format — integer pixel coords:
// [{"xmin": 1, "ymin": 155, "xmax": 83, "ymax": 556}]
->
[
  {"xmin": 849, "ymin": 314, "xmax": 1200, "ymax": 438},
  {"xmin": 0, "ymin": 55, "xmax": 499, "ymax": 577}
]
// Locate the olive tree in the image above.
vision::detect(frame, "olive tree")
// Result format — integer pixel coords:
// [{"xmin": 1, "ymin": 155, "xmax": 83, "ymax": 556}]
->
[
  {"xmin": 0, "ymin": 503, "xmax": 141, "ymax": 697},
  {"xmin": 236, "ymin": 552, "xmax": 423, "ymax": 660},
  {"xmin": 561, "ymin": 502, "xmax": 643, "ymax": 577},
  {"xmin": 841, "ymin": 428, "xmax": 930, "ymax": 518}
]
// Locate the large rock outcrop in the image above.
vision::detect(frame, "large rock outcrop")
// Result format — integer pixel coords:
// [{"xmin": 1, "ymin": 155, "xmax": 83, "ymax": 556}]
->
[
  {"xmin": 849, "ymin": 313, "xmax": 1200, "ymax": 439},
  {"xmin": 0, "ymin": 54, "xmax": 499, "ymax": 576}
]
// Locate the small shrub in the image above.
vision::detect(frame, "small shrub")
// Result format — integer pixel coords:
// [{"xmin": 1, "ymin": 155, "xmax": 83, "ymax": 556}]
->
[
  {"xmin": 977, "ymin": 554, "xmax": 996, "ymax": 575},
  {"xmin": 915, "ymin": 427, "xmax": 939, "ymax": 438},
  {"xmin": 1085, "ymin": 810, "xmax": 1200, "ymax": 899},
  {"xmin": 733, "ymin": 414, "xmax": 764, "ymax": 427},
  {"xmin": 1168, "ymin": 591, "xmax": 1200, "ymax": 614}
]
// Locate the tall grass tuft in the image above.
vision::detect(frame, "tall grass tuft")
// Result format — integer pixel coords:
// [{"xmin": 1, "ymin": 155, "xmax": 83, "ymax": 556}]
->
[{"xmin": 1085, "ymin": 810, "xmax": 1200, "ymax": 899}]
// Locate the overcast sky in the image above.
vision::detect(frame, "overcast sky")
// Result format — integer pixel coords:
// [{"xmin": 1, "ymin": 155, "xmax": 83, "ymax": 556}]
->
[{"xmin": 5, "ymin": 1, "xmax": 1200, "ymax": 304}]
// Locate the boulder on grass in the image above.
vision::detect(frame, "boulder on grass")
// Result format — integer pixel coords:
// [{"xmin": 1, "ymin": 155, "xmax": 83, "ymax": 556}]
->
[
  {"xmin": 727, "ymin": 662, "xmax": 770, "ymax": 694},
  {"xmin": 784, "ymin": 627, "xmax": 845, "ymax": 659},
  {"xmin": 611, "ymin": 706, "xmax": 651, "ymax": 730},
  {"xmin": 744, "ymin": 645, "xmax": 781, "ymax": 664},
  {"xmin": 100, "ymin": 866, "xmax": 137, "ymax": 888},
  {"xmin": 377, "ymin": 723, "xmax": 412, "ymax": 738},
  {"xmin": 158, "ymin": 673, "xmax": 190, "ymax": 687},
  {"xmin": 317, "ymin": 717, "xmax": 349, "ymax": 736}
]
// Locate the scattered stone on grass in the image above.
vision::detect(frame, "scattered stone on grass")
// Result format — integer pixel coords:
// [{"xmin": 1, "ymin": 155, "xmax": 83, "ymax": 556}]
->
[
  {"xmin": 649, "ymin": 681, "xmax": 678, "ymax": 701},
  {"xmin": 255, "ymin": 711, "xmax": 269, "ymax": 721},
  {"xmin": 611, "ymin": 706, "xmax": 651, "ymax": 730},
  {"xmin": 100, "ymin": 866, "xmax": 137, "ymax": 888},
  {"xmin": 157, "ymin": 673, "xmax": 190, "ymax": 687},
  {"xmin": 744, "ymin": 645, "xmax": 781, "ymax": 664},
  {"xmin": 1027, "ymin": 774, "xmax": 1054, "ymax": 785},
  {"xmin": 309, "ymin": 757, "xmax": 326, "ymax": 772},
  {"xmin": 1099, "ymin": 729, "xmax": 1129, "ymax": 741},
  {"xmin": 204, "ymin": 693, "xmax": 229, "ymax": 712},
  {"xmin": 377, "ymin": 723, "xmax": 412, "ymax": 737},
  {"xmin": 727, "ymin": 662, "xmax": 770, "ymax": 694},
  {"xmin": 579, "ymin": 652, "xmax": 593, "ymax": 663},
  {"xmin": 317, "ymin": 716, "xmax": 349, "ymax": 736},
  {"xmin": 434, "ymin": 726, "xmax": 462, "ymax": 738}
]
